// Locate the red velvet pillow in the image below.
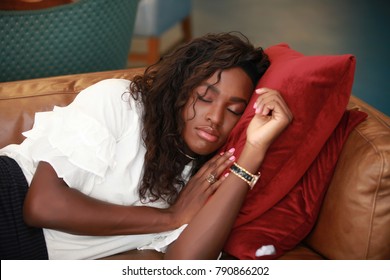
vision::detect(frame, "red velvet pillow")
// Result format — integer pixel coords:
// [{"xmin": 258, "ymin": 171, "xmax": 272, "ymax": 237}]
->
[
  {"xmin": 220, "ymin": 44, "xmax": 366, "ymax": 259},
  {"xmin": 224, "ymin": 110, "xmax": 367, "ymax": 259}
]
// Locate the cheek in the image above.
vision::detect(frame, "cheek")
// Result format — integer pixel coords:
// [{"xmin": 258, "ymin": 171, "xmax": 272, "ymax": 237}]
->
[
  {"xmin": 182, "ymin": 96, "xmax": 197, "ymax": 121},
  {"xmin": 181, "ymin": 104, "xmax": 197, "ymax": 137},
  {"xmin": 220, "ymin": 115, "xmax": 241, "ymax": 141},
  {"xmin": 226, "ymin": 114, "xmax": 241, "ymax": 131}
]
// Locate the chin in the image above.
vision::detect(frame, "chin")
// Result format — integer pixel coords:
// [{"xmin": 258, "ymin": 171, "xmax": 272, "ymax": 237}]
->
[{"xmin": 190, "ymin": 144, "xmax": 220, "ymax": 157}]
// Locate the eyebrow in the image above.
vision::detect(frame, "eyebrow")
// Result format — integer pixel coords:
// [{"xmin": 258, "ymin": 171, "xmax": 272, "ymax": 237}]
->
[{"xmin": 204, "ymin": 83, "xmax": 249, "ymax": 105}]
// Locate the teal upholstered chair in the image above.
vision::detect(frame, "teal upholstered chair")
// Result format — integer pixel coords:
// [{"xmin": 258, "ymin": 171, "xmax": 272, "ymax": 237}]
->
[
  {"xmin": 129, "ymin": 0, "xmax": 192, "ymax": 65},
  {"xmin": 0, "ymin": 0, "xmax": 139, "ymax": 82}
]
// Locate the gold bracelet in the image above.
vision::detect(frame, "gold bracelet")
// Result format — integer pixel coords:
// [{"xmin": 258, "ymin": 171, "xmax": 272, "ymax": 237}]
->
[{"xmin": 230, "ymin": 162, "xmax": 261, "ymax": 190}]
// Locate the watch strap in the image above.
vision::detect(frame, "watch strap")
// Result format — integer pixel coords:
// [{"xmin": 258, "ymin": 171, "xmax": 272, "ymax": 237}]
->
[{"xmin": 230, "ymin": 162, "xmax": 260, "ymax": 190}]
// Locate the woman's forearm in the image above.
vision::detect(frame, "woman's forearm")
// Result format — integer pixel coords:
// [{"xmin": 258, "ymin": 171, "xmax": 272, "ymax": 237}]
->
[{"xmin": 24, "ymin": 161, "xmax": 176, "ymax": 236}]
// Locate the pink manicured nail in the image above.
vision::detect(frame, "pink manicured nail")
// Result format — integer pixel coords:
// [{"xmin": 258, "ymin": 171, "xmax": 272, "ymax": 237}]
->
[
  {"xmin": 220, "ymin": 152, "xmax": 225, "ymax": 156},
  {"xmin": 229, "ymin": 155, "xmax": 236, "ymax": 161},
  {"xmin": 224, "ymin": 172, "xmax": 230, "ymax": 178},
  {"xmin": 228, "ymin": 147, "xmax": 235, "ymax": 154},
  {"xmin": 256, "ymin": 88, "xmax": 267, "ymax": 94}
]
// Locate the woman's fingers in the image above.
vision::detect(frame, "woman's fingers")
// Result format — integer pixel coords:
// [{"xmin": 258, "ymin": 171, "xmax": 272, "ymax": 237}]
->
[
  {"xmin": 197, "ymin": 148, "xmax": 235, "ymax": 179},
  {"xmin": 189, "ymin": 148, "xmax": 236, "ymax": 196},
  {"xmin": 171, "ymin": 149, "xmax": 236, "ymax": 224},
  {"xmin": 245, "ymin": 88, "xmax": 293, "ymax": 149},
  {"xmin": 253, "ymin": 88, "xmax": 293, "ymax": 121}
]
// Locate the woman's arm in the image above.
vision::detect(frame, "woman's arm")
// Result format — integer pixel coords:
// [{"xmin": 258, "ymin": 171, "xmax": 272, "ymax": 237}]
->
[
  {"xmin": 24, "ymin": 161, "xmax": 175, "ymax": 235},
  {"xmin": 24, "ymin": 151, "xmax": 235, "ymax": 236},
  {"xmin": 165, "ymin": 88, "xmax": 293, "ymax": 259}
]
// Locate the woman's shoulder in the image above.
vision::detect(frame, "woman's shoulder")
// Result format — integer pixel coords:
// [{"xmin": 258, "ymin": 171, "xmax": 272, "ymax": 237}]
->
[
  {"xmin": 79, "ymin": 78, "xmax": 132, "ymax": 96},
  {"xmin": 73, "ymin": 78, "xmax": 135, "ymax": 107},
  {"xmin": 91, "ymin": 78, "xmax": 132, "ymax": 88}
]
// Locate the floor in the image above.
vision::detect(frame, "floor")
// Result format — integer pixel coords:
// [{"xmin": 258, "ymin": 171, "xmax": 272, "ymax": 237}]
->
[{"xmin": 129, "ymin": 0, "xmax": 390, "ymax": 115}]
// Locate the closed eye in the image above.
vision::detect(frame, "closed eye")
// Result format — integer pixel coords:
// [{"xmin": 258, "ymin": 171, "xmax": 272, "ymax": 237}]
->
[
  {"xmin": 228, "ymin": 108, "xmax": 244, "ymax": 116},
  {"xmin": 197, "ymin": 92, "xmax": 246, "ymax": 115},
  {"xmin": 227, "ymin": 105, "xmax": 246, "ymax": 116},
  {"xmin": 197, "ymin": 93, "xmax": 212, "ymax": 103}
]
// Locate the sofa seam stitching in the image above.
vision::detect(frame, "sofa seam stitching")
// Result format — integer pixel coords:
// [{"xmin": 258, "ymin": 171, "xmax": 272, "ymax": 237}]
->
[
  {"xmin": 354, "ymin": 125, "xmax": 384, "ymax": 259},
  {"xmin": 0, "ymin": 91, "xmax": 78, "ymax": 100}
]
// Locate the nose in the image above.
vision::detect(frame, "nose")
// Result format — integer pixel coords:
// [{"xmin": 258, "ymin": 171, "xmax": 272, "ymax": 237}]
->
[{"xmin": 206, "ymin": 103, "xmax": 224, "ymax": 127}]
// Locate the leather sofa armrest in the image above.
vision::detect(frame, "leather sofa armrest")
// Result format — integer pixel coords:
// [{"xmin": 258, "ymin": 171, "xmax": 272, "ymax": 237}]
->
[{"xmin": 304, "ymin": 96, "xmax": 390, "ymax": 259}]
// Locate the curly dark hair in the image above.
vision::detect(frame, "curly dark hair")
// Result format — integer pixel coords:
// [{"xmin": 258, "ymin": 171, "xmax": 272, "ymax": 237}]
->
[{"xmin": 129, "ymin": 32, "xmax": 270, "ymax": 205}]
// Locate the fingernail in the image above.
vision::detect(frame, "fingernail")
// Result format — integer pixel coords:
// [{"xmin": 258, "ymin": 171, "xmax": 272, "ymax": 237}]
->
[
  {"xmin": 224, "ymin": 172, "xmax": 230, "ymax": 178},
  {"xmin": 228, "ymin": 147, "xmax": 235, "ymax": 154},
  {"xmin": 256, "ymin": 88, "xmax": 266, "ymax": 94},
  {"xmin": 255, "ymin": 108, "xmax": 261, "ymax": 114},
  {"xmin": 229, "ymin": 155, "xmax": 236, "ymax": 161},
  {"xmin": 253, "ymin": 102, "xmax": 257, "ymax": 109},
  {"xmin": 220, "ymin": 152, "xmax": 225, "ymax": 156}
]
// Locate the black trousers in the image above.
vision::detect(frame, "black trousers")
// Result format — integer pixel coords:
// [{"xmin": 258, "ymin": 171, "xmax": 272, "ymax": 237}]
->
[{"xmin": 0, "ymin": 156, "xmax": 48, "ymax": 259}]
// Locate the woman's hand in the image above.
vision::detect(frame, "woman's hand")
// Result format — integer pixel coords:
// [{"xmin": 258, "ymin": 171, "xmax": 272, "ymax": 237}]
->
[
  {"xmin": 246, "ymin": 88, "xmax": 293, "ymax": 150},
  {"xmin": 168, "ymin": 149, "xmax": 236, "ymax": 226}
]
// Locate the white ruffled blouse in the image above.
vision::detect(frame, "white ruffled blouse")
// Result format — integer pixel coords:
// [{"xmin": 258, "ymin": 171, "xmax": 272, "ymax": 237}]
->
[{"xmin": 0, "ymin": 79, "xmax": 190, "ymax": 259}]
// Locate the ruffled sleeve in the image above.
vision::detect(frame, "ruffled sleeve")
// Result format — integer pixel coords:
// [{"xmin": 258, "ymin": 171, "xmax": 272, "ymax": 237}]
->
[{"xmin": 22, "ymin": 79, "xmax": 138, "ymax": 194}]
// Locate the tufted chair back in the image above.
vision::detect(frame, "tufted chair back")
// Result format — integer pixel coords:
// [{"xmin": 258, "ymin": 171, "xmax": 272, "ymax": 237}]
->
[{"xmin": 0, "ymin": 0, "xmax": 139, "ymax": 82}]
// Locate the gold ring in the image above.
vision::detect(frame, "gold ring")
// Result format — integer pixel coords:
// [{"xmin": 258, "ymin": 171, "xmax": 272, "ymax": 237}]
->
[{"xmin": 206, "ymin": 173, "xmax": 217, "ymax": 184}]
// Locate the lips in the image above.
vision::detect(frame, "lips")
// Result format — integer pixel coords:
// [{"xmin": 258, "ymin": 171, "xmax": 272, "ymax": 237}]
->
[{"xmin": 196, "ymin": 126, "xmax": 220, "ymax": 143}]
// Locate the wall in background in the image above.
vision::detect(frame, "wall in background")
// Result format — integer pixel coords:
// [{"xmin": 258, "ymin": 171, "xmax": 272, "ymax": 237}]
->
[{"xmin": 192, "ymin": 0, "xmax": 390, "ymax": 115}]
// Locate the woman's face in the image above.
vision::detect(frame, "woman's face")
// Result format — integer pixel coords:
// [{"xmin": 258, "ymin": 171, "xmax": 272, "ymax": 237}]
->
[{"xmin": 181, "ymin": 67, "xmax": 253, "ymax": 156}]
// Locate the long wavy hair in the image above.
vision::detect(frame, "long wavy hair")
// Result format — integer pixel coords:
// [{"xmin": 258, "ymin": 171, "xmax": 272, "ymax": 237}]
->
[{"xmin": 129, "ymin": 32, "xmax": 270, "ymax": 205}]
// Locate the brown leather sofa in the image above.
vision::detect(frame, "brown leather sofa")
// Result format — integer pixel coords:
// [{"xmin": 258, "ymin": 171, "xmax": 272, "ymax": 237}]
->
[{"xmin": 1, "ymin": 68, "xmax": 389, "ymax": 260}]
